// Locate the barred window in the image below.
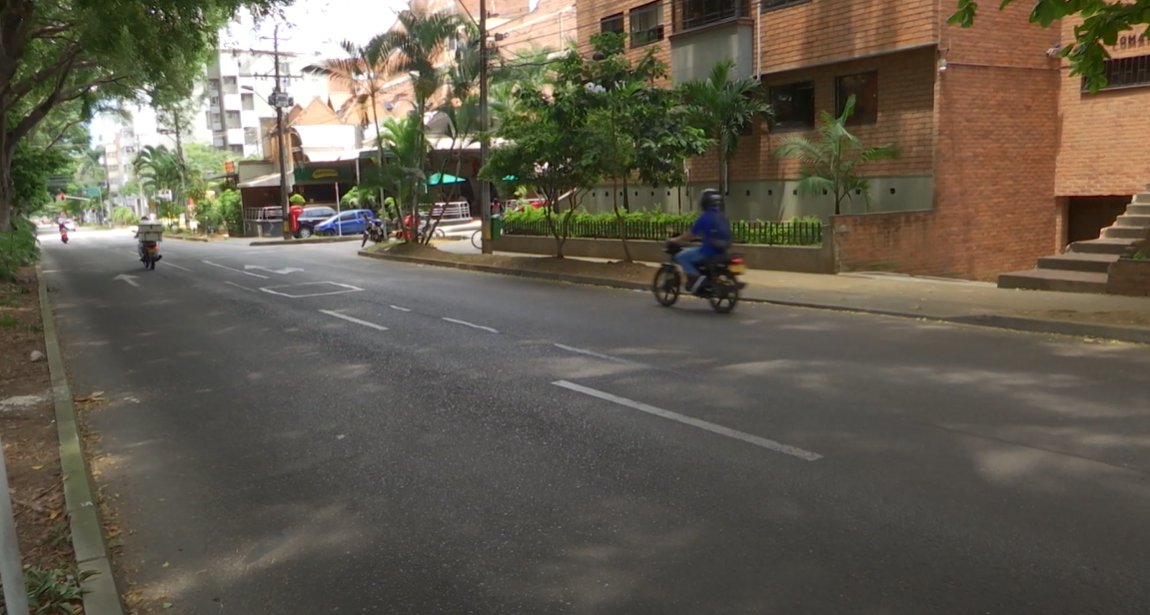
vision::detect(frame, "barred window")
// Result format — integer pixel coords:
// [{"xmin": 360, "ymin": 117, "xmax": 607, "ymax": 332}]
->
[
  {"xmin": 675, "ymin": 0, "xmax": 750, "ymax": 32},
  {"xmin": 769, "ymin": 81, "xmax": 815, "ymax": 130},
  {"xmin": 630, "ymin": 2, "xmax": 664, "ymax": 47},
  {"xmin": 1086, "ymin": 54, "xmax": 1150, "ymax": 91}
]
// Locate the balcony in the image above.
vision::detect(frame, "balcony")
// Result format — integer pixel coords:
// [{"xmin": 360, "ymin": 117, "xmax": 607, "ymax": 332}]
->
[{"xmin": 673, "ymin": 0, "xmax": 751, "ymax": 33}]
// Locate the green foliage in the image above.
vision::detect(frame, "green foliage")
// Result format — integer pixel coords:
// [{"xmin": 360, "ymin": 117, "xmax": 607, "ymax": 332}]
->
[
  {"xmin": 0, "ymin": 217, "xmax": 41, "ymax": 280},
  {"xmin": 341, "ymin": 186, "xmax": 379, "ymax": 209},
  {"xmin": 21, "ymin": 566, "xmax": 97, "ymax": 614},
  {"xmin": 217, "ymin": 189, "xmax": 243, "ymax": 235},
  {"xmin": 775, "ymin": 95, "xmax": 899, "ymax": 216},
  {"xmin": 681, "ymin": 60, "xmax": 773, "ymax": 197},
  {"xmin": 11, "ymin": 143, "xmax": 71, "ymax": 218},
  {"xmin": 949, "ymin": 0, "xmax": 1150, "ymax": 91},
  {"xmin": 110, "ymin": 206, "xmax": 138, "ymax": 226},
  {"xmin": 503, "ymin": 208, "xmax": 823, "ymax": 245}
]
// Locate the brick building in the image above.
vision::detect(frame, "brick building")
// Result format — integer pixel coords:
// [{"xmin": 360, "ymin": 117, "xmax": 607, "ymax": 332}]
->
[{"xmin": 574, "ymin": 0, "xmax": 1150, "ymax": 281}]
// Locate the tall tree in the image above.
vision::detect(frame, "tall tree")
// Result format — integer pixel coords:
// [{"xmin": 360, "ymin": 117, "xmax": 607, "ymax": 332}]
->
[
  {"xmin": 775, "ymin": 95, "xmax": 899, "ymax": 216},
  {"xmin": 367, "ymin": 6, "xmax": 466, "ymax": 227},
  {"xmin": 579, "ymin": 32, "xmax": 709, "ymax": 261},
  {"xmin": 0, "ymin": 0, "xmax": 285, "ymax": 231},
  {"xmin": 681, "ymin": 60, "xmax": 773, "ymax": 202}
]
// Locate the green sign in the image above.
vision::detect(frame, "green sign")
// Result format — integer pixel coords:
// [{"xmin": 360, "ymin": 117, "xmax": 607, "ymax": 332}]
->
[
  {"xmin": 293, "ymin": 162, "xmax": 357, "ymax": 185},
  {"xmin": 81, "ymin": 186, "xmax": 102, "ymax": 197}
]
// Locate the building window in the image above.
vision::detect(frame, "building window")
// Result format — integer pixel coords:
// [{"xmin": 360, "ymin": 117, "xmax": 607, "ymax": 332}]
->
[
  {"xmin": 676, "ymin": 0, "xmax": 750, "ymax": 32},
  {"xmin": 761, "ymin": 0, "xmax": 808, "ymax": 12},
  {"xmin": 242, "ymin": 93, "xmax": 255, "ymax": 111},
  {"xmin": 229, "ymin": 144, "xmax": 245, "ymax": 155},
  {"xmin": 210, "ymin": 113, "xmax": 223, "ymax": 130},
  {"xmin": 222, "ymin": 76, "xmax": 238, "ymax": 94},
  {"xmin": 244, "ymin": 127, "xmax": 259, "ymax": 145},
  {"xmin": 205, "ymin": 111, "xmax": 213, "ymax": 130},
  {"xmin": 1087, "ymin": 54, "xmax": 1150, "ymax": 91},
  {"xmin": 835, "ymin": 71, "xmax": 878, "ymax": 125},
  {"xmin": 630, "ymin": 2, "xmax": 664, "ymax": 47},
  {"xmin": 226, "ymin": 111, "xmax": 241, "ymax": 128},
  {"xmin": 768, "ymin": 81, "xmax": 815, "ymax": 130},
  {"xmin": 601, "ymin": 13, "xmax": 624, "ymax": 34}
]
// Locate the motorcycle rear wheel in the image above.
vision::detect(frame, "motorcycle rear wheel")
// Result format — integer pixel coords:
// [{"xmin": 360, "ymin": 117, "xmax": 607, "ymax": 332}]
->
[
  {"xmin": 708, "ymin": 272, "xmax": 739, "ymax": 314},
  {"xmin": 652, "ymin": 267, "xmax": 681, "ymax": 307}
]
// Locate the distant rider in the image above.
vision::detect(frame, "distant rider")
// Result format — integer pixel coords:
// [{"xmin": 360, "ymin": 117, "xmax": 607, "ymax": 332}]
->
[{"xmin": 669, "ymin": 189, "xmax": 732, "ymax": 293}]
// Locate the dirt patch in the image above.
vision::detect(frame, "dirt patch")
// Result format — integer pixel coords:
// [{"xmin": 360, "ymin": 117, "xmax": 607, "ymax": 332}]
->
[
  {"xmin": 372, "ymin": 242, "xmax": 658, "ymax": 286},
  {"xmin": 0, "ymin": 268, "xmax": 82, "ymax": 610}
]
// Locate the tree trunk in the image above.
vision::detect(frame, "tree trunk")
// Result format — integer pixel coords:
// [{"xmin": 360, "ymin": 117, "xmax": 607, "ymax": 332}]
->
[
  {"xmin": 0, "ymin": 144, "xmax": 13, "ymax": 232},
  {"xmin": 615, "ymin": 177, "xmax": 632, "ymax": 263}
]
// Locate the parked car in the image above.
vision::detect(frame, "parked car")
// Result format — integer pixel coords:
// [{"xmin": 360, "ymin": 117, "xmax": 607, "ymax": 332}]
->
[
  {"xmin": 313, "ymin": 209, "xmax": 377, "ymax": 236},
  {"xmin": 294, "ymin": 205, "xmax": 338, "ymax": 238}
]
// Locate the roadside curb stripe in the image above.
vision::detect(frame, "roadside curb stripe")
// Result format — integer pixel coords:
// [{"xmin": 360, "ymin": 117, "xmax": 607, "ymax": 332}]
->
[{"xmin": 37, "ymin": 265, "xmax": 126, "ymax": 615}]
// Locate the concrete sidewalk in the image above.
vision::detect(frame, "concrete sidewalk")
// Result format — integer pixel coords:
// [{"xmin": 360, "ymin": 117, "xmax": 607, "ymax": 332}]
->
[{"xmin": 413, "ymin": 240, "xmax": 1150, "ymax": 344}]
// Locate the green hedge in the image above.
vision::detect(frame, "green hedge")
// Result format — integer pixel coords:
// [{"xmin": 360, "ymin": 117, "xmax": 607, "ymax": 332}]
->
[
  {"xmin": 0, "ymin": 218, "xmax": 40, "ymax": 281},
  {"xmin": 502, "ymin": 208, "xmax": 823, "ymax": 246}
]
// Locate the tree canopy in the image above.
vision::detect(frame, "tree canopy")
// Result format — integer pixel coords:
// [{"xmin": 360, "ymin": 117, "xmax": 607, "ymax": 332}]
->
[{"xmin": 0, "ymin": 0, "xmax": 287, "ymax": 230}]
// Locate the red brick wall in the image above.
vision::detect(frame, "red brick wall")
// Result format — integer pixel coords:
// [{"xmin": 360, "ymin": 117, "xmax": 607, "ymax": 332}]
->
[
  {"xmin": 1055, "ymin": 22, "xmax": 1150, "ymax": 196},
  {"xmin": 833, "ymin": 210, "xmax": 942, "ymax": 274},
  {"xmin": 1107, "ymin": 258, "xmax": 1150, "ymax": 296},
  {"xmin": 759, "ymin": 0, "xmax": 936, "ymax": 71}
]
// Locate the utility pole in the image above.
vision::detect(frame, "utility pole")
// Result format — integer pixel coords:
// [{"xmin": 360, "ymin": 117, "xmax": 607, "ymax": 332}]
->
[
  {"xmin": 273, "ymin": 23, "xmax": 292, "ymax": 240},
  {"xmin": 479, "ymin": 0, "xmax": 492, "ymax": 254}
]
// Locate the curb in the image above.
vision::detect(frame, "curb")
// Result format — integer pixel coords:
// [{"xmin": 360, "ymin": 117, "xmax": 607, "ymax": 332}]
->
[
  {"xmin": 163, "ymin": 235, "xmax": 211, "ymax": 242},
  {"xmin": 359, "ymin": 252, "xmax": 1150, "ymax": 345},
  {"xmin": 36, "ymin": 267, "xmax": 125, "ymax": 615},
  {"xmin": 250, "ymin": 235, "xmax": 363, "ymax": 246}
]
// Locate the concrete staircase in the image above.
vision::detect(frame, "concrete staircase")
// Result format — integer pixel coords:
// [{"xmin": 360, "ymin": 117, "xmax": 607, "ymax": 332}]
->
[{"xmin": 998, "ymin": 188, "xmax": 1150, "ymax": 293}]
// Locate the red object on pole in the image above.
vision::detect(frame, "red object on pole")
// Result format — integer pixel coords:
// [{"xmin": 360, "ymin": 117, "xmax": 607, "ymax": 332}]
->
[{"xmin": 289, "ymin": 204, "xmax": 303, "ymax": 234}]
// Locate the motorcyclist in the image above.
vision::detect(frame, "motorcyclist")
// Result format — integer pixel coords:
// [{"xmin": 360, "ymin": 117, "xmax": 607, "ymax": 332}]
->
[{"xmin": 669, "ymin": 189, "xmax": 732, "ymax": 292}]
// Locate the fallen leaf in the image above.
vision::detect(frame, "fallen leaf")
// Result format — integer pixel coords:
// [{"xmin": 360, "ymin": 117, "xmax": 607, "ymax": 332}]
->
[
  {"xmin": 162, "ymin": 602, "xmax": 174, "ymax": 609},
  {"xmin": 162, "ymin": 561, "xmax": 170, "ymax": 568},
  {"xmin": 31, "ymin": 465, "xmax": 43, "ymax": 470}
]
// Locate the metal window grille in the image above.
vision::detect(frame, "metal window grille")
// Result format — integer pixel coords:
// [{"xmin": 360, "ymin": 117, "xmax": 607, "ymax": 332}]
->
[
  {"xmin": 675, "ymin": 0, "xmax": 749, "ymax": 32},
  {"xmin": 1085, "ymin": 54, "xmax": 1150, "ymax": 91}
]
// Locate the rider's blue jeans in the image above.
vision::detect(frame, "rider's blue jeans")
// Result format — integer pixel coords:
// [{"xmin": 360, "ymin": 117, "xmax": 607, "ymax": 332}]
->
[{"xmin": 674, "ymin": 246, "xmax": 706, "ymax": 278}]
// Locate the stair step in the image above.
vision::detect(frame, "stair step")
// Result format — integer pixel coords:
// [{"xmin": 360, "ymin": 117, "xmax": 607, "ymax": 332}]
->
[
  {"xmin": 1135, "ymin": 192, "xmax": 1150, "ymax": 204},
  {"xmin": 1103, "ymin": 226, "xmax": 1148, "ymax": 239},
  {"xmin": 1126, "ymin": 203, "xmax": 1150, "ymax": 216},
  {"xmin": 1114, "ymin": 214, "xmax": 1150, "ymax": 227},
  {"xmin": 1068, "ymin": 238, "xmax": 1136, "ymax": 255},
  {"xmin": 997, "ymin": 269, "xmax": 1109, "ymax": 293},
  {"xmin": 1037, "ymin": 252, "xmax": 1118, "ymax": 273}
]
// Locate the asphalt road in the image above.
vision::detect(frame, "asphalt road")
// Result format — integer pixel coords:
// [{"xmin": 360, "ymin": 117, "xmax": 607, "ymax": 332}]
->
[{"xmin": 40, "ymin": 227, "xmax": 1150, "ymax": 614}]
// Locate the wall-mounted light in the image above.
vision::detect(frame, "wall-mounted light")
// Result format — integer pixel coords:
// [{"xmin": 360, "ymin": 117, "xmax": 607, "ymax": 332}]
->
[{"xmin": 938, "ymin": 58, "xmax": 948, "ymax": 73}]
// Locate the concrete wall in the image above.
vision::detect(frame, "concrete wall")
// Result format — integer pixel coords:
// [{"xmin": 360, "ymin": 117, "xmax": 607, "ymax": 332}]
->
[{"xmin": 492, "ymin": 234, "xmax": 836, "ymax": 273}]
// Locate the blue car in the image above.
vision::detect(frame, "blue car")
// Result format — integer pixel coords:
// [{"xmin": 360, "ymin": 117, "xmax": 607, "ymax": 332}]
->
[{"xmin": 313, "ymin": 209, "xmax": 377, "ymax": 236}]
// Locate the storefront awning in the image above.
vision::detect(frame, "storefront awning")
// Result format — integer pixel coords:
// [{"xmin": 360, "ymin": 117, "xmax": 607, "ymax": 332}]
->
[{"xmin": 237, "ymin": 173, "xmax": 283, "ymax": 189}]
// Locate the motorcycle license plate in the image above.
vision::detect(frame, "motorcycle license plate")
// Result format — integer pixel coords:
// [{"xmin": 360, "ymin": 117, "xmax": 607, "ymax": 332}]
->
[{"xmin": 729, "ymin": 263, "xmax": 746, "ymax": 274}]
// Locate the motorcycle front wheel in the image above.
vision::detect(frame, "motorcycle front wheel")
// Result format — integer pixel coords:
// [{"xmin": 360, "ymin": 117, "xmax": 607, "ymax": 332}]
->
[
  {"xmin": 708, "ymin": 273, "xmax": 739, "ymax": 314},
  {"xmin": 652, "ymin": 266, "xmax": 681, "ymax": 307}
]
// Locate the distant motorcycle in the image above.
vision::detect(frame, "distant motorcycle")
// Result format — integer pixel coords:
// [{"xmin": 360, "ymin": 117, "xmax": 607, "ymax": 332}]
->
[
  {"xmin": 362, "ymin": 218, "xmax": 387, "ymax": 247},
  {"xmin": 59, "ymin": 230, "xmax": 68, "ymax": 244},
  {"xmin": 138, "ymin": 241, "xmax": 160, "ymax": 270},
  {"xmin": 652, "ymin": 242, "xmax": 746, "ymax": 314}
]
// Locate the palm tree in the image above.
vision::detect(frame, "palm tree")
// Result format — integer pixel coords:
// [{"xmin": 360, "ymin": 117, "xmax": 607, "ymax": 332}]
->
[
  {"xmin": 775, "ymin": 95, "xmax": 899, "ymax": 216},
  {"xmin": 368, "ymin": 6, "xmax": 467, "ymax": 224},
  {"xmin": 682, "ymin": 60, "xmax": 773, "ymax": 201},
  {"xmin": 132, "ymin": 145, "xmax": 184, "ymax": 217}
]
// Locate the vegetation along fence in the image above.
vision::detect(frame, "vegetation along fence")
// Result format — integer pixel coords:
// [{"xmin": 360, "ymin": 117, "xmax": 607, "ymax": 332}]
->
[{"xmin": 502, "ymin": 216, "xmax": 823, "ymax": 246}]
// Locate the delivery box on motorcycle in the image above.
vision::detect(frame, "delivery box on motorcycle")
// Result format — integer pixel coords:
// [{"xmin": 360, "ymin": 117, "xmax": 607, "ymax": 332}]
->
[{"xmin": 137, "ymin": 222, "xmax": 164, "ymax": 242}]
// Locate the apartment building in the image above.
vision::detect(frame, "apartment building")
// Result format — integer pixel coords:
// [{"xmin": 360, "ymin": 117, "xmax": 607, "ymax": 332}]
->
[{"xmin": 573, "ymin": 0, "xmax": 1149, "ymax": 280}]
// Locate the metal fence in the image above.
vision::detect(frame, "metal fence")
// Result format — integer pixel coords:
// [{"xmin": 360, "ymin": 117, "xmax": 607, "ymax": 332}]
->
[{"xmin": 503, "ymin": 218, "xmax": 823, "ymax": 246}]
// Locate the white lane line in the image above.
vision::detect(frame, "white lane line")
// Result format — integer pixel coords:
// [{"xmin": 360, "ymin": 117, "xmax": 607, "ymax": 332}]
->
[
  {"xmin": 553, "ymin": 343, "xmax": 648, "ymax": 367},
  {"xmin": 165, "ymin": 262, "xmax": 192, "ymax": 272},
  {"xmin": 224, "ymin": 281, "xmax": 256, "ymax": 292},
  {"xmin": 319, "ymin": 310, "xmax": 389, "ymax": 331},
  {"xmin": 202, "ymin": 260, "xmax": 270, "ymax": 279},
  {"xmin": 441, "ymin": 317, "xmax": 499, "ymax": 334},
  {"xmin": 390, "ymin": 305, "xmax": 412, "ymax": 312},
  {"xmin": 552, "ymin": 380, "xmax": 823, "ymax": 461}
]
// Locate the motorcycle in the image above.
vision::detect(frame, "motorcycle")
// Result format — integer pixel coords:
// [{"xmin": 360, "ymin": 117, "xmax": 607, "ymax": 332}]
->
[
  {"xmin": 59, "ymin": 229, "xmax": 68, "ymax": 244},
  {"xmin": 361, "ymin": 218, "xmax": 388, "ymax": 247},
  {"xmin": 138, "ymin": 240, "xmax": 161, "ymax": 270},
  {"xmin": 652, "ymin": 242, "xmax": 746, "ymax": 314}
]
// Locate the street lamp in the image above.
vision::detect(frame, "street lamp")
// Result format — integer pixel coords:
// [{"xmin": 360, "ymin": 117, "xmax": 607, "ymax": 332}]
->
[{"xmin": 243, "ymin": 84, "xmax": 295, "ymax": 239}]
